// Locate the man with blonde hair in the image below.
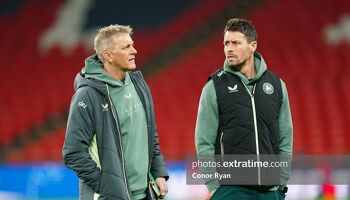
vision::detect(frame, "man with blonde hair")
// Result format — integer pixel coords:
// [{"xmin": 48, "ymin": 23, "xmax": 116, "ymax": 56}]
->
[{"xmin": 63, "ymin": 24, "xmax": 169, "ymax": 200}]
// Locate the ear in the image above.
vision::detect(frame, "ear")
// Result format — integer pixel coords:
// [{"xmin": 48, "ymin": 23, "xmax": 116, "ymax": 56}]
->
[
  {"xmin": 250, "ymin": 41, "xmax": 257, "ymax": 52},
  {"xmin": 102, "ymin": 51, "xmax": 113, "ymax": 63}
]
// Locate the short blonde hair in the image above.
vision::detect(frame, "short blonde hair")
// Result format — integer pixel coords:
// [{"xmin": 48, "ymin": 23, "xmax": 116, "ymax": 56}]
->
[{"xmin": 93, "ymin": 24, "xmax": 133, "ymax": 61}]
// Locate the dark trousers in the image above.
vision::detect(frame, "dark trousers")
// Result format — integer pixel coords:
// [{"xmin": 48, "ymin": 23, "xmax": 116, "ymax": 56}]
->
[{"xmin": 211, "ymin": 186, "xmax": 286, "ymax": 200}]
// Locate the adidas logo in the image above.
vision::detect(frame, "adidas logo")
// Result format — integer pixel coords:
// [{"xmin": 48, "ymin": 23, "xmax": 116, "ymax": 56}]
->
[{"xmin": 228, "ymin": 84, "xmax": 238, "ymax": 93}]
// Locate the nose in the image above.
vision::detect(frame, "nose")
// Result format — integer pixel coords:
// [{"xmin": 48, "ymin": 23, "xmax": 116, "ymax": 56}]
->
[
  {"xmin": 131, "ymin": 46, "xmax": 137, "ymax": 54},
  {"xmin": 226, "ymin": 43, "xmax": 234, "ymax": 51}
]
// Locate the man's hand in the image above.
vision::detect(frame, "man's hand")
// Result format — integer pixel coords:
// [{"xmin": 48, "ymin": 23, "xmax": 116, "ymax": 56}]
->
[{"xmin": 155, "ymin": 177, "xmax": 168, "ymax": 197}]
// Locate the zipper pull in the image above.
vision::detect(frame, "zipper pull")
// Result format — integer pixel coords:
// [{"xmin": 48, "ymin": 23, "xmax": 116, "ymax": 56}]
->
[{"xmin": 252, "ymin": 84, "xmax": 256, "ymax": 96}]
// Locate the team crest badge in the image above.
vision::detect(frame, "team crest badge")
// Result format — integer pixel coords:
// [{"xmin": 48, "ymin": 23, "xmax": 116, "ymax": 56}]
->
[{"xmin": 263, "ymin": 83, "xmax": 274, "ymax": 94}]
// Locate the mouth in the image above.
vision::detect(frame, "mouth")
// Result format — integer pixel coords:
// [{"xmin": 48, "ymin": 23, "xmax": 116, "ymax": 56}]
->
[
  {"xmin": 128, "ymin": 58, "xmax": 135, "ymax": 62},
  {"xmin": 227, "ymin": 55, "xmax": 237, "ymax": 59}
]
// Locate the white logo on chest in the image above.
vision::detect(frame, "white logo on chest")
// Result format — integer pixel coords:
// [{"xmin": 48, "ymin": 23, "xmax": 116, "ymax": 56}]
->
[
  {"xmin": 78, "ymin": 101, "xmax": 87, "ymax": 108},
  {"xmin": 263, "ymin": 83, "xmax": 274, "ymax": 94},
  {"xmin": 102, "ymin": 103, "xmax": 109, "ymax": 111},
  {"xmin": 228, "ymin": 84, "xmax": 238, "ymax": 93},
  {"xmin": 124, "ymin": 92, "xmax": 132, "ymax": 99}
]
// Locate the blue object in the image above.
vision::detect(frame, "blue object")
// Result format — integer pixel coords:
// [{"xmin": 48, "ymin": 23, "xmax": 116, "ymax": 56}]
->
[{"xmin": 0, "ymin": 162, "xmax": 78, "ymax": 199}]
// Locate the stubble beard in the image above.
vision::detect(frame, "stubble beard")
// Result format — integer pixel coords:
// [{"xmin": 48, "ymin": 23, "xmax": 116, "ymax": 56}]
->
[{"xmin": 228, "ymin": 59, "xmax": 247, "ymax": 71}]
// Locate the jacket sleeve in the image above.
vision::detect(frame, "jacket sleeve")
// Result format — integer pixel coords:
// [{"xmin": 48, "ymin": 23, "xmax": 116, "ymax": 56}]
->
[
  {"xmin": 150, "ymin": 123, "xmax": 169, "ymax": 180},
  {"xmin": 278, "ymin": 80, "xmax": 293, "ymax": 185},
  {"xmin": 195, "ymin": 80, "xmax": 219, "ymax": 156},
  {"xmin": 62, "ymin": 87, "xmax": 101, "ymax": 193},
  {"xmin": 278, "ymin": 80, "xmax": 293, "ymax": 155},
  {"xmin": 146, "ymin": 82, "xmax": 169, "ymax": 180},
  {"xmin": 195, "ymin": 80, "xmax": 220, "ymax": 192}
]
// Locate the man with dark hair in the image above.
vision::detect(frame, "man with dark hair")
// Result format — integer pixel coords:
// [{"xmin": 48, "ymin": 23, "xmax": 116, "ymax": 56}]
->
[
  {"xmin": 195, "ymin": 18, "xmax": 293, "ymax": 199},
  {"xmin": 62, "ymin": 24, "xmax": 169, "ymax": 200}
]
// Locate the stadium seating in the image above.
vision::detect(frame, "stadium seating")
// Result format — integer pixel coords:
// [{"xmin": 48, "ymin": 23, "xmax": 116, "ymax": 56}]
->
[
  {"xmin": 0, "ymin": 0, "xmax": 226, "ymax": 146},
  {"xmin": 1, "ymin": 0, "xmax": 231, "ymax": 161},
  {"xmin": 248, "ymin": 0, "xmax": 350, "ymax": 154},
  {"xmin": 4, "ymin": 127, "xmax": 65, "ymax": 162},
  {"xmin": 2, "ymin": 0, "xmax": 350, "ymax": 162},
  {"xmin": 148, "ymin": 0, "xmax": 350, "ymax": 158}
]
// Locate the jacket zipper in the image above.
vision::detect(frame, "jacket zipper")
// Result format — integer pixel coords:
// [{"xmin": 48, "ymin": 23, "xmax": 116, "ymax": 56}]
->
[
  {"xmin": 242, "ymin": 82, "xmax": 261, "ymax": 185},
  {"xmin": 220, "ymin": 132, "xmax": 224, "ymax": 160},
  {"xmin": 106, "ymin": 85, "xmax": 131, "ymax": 200}
]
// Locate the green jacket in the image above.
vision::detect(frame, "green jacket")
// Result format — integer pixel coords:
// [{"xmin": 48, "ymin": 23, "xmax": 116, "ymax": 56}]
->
[
  {"xmin": 195, "ymin": 52, "xmax": 293, "ymax": 192},
  {"xmin": 62, "ymin": 55, "xmax": 169, "ymax": 200},
  {"xmin": 82, "ymin": 55, "xmax": 149, "ymax": 200}
]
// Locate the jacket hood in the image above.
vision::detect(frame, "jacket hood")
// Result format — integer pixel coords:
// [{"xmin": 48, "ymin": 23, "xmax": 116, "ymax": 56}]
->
[
  {"xmin": 81, "ymin": 54, "xmax": 130, "ymax": 87},
  {"xmin": 73, "ymin": 55, "xmax": 109, "ymax": 96},
  {"xmin": 74, "ymin": 72, "xmax": 109, "ymax": 96},
  {"xmin": 224, "ymin": 52, "xmax": 267, "ymax": 85},
  {"xmin": 74, "ymin": 54, "xmax": 134, "ymax": 95}
]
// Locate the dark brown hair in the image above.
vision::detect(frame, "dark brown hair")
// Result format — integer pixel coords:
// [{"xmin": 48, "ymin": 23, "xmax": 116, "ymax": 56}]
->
[{"xmin": 224, "ymin": 18, "xmax": 258, "ymax": 43}]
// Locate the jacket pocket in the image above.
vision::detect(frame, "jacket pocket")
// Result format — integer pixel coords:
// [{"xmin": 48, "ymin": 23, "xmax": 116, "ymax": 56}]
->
[{"xmin": 80, "ymin": 180, "xmax": 98, "ymax": 200}]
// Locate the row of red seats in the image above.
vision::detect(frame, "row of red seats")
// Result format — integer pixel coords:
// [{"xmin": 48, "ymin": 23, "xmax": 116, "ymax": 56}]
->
[
  {"xmin": 147, "ymin": 0, "xmax": 350, "ymax": 158},
  {"xmin": 0, "ymin": 0, "xmax": 66, "ymax": 147},
  {"xmin": 3, "ymin": 0, "xmax": 350, "ymax": 161},
  {"xmin": 0, "ymin": 0, "xmax": 229, "ymax": 148},
  {"xmin": 0, "ymin": 1, "xmax": 234, "ymax": 161},
  {"xmin": 5, "ymin": 127, "xmax": 66, "ymax": 162}
]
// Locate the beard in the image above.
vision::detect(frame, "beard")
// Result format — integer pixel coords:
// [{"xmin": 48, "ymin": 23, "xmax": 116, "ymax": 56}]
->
[{"xmin": 228, "ymin": 59, "xmax": 248, "ymax": 71}]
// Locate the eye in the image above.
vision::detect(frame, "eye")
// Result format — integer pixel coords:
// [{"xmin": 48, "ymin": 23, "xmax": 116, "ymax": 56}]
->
[
  {"xmin": 122, "ymin": 43, "xmax": 135, "ymax": 50},
  {"xmin": 234, "ymin": 41, "xmax": 241, "ymax": 45},
  {"xmin": 122, "ymin": 45, "xmax": 130, "ymax": 50}
]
